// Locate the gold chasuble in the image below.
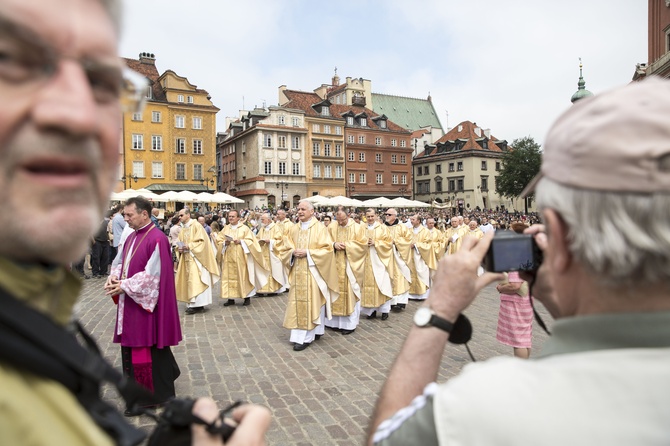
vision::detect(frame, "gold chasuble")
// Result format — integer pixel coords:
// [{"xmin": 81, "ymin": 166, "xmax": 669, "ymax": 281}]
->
[
  {"xmin": 466, "ymin": 227, "xmax": 485, "ymax": 240},
  {"xmin": 215, "ymin": 224, "xmax": 269, "ymax": 299},
  {"xmin": 429, "ymin": 228, "xmax": 446, "ymax": 261},
  {"xmin": 280, "ymin": 218, "xmax": 338, "ymax": 331},
  {"xmin": 445, "ymin": 225, "xmax": 469, "ymax": 255},
  {"xmin": 257, "ymin": 222, "xmax": 287, "ymax": 294},
  {"xmin": 361, "ymin": 222, "xmax": 394, "ymax": 309},
  {"xmin": 409, "ymin": 225, "xmax": 438, "ymax": 295},
  {"xmin": 385, "ymin": 223, "xmax": 412, "ymax": 296},
  {"xmin": 175, "ymin": 220, "xmax": 220, "ymax": 303},
  {"xmin": 328, "ymin": 219, "xmax": 367, "ymax": 317}
]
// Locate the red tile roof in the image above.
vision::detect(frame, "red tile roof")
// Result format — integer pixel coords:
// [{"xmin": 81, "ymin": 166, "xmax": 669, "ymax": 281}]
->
[{"xmin": 416, "ymin": 121, "xmax": 506, "ymax": 158}]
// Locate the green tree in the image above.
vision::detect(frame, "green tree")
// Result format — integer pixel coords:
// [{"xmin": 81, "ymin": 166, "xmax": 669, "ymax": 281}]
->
[{"xmin": 495, "ymin": 136, "xmax": 542, "ymax": 214}]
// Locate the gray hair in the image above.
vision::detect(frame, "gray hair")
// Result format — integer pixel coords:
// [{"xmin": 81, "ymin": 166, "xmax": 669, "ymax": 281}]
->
[
  {"xmin": 299, "ymin": 200, "xmax": 314, "ymax": 211},
  {"xmin": 536, "ymin": 177, "xmax": 670, "ymax": 286},
  {"xmin": 99, "ymin": 0, "xmax": 122, "ymax": 35}
]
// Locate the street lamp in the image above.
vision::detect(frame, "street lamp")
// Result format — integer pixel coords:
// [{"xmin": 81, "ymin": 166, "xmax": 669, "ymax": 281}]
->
[
  {"xmin": 276, "ymin": 181, "xmax": 288, "ymax": 210},
  {"xmin": 200, "ymin": 177, "xmax": 215, "ymax": 192},
  {"xmin": 121, "ymin": 174, "xmax": 138, "ymax": 189}
]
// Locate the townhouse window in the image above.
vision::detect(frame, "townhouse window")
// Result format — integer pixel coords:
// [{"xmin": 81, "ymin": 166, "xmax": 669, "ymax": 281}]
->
[
  {"xmin": 347, "ymin": 116, "xmax": 354, "ymax": 126},
  {"xmin": 400, "ymin": 155, "xmax": 406, "ymax": 164},
  {"xmin": 193, "ymin": 117, "xmax": 202, "ymax": 129},
  {"xmin": 321, "ymin": 106, "xmax": 330, "ymax": 116},
  {"xmin": 457, "ymin": 179, "xmax": 464, "ymax": 190},
  {"xmin": 335, "ymin": 126, "xmax": 342, "ymax": 135},
  {"xmin": 496, "ymin": 161, "xmax": 501, "ymax": 171},
  {"xmin": 392, "ymin": 174, "xmax": 398, "ymax": 184},
  {"xmin": 278, "ymin": 162, "xmax": 287, "ymax": 175},
  {"xmin": 193, "ymin": 139, "xmax": 203, "ymax": 155},
  {"xmin": 292, "ymin": 116, "xmax": 300, "ymax": 127},
  {"xmin": 132, "ymin": 112, "xmax": 142, "ymax": 121},
  {"xmin": 358, "ymin": 135, "xmax": 365, "ymax": 144},
  {"xmin": 400, "ymin": 140, "xmax": 406, "ymax": 148},
  {"xmin": 481, "ymin": 177, "xmax": 489, "ymax": 191},
  {"xmin": 312, "ymin": 123, "xmax": 320, "ymax": 133},
  {"xmin": 481, "ymin": 160, "xmax": 487, "ymax": 170},
  {"xmin": 359, "ymin": 173, "xmax": 366, "ymax": 183},
  {"xmin": 423, "ymin": 166, "xmax": 429, "ymax": 175},
  {"xmin": 449, "ymin": 179, "xmax": 455, "ymax": 191},
  {"xmin": 436, "ymin": 164, "xmax": 442, "ymax": 174},
  {"xmin": 379, "ymin": 120, "xmax": 387, "ymax": 129},
  {"xmin": 436, "ymin": 180, "xmax": 443, "ymax": 192},
  {"xmin": 313, "ymin": 143, "xmax": 320, "ymax": 156},
  {"xmin": 176, "ymin": 138, "xmax": 185, "ymax": 154},
  {"xmin": 292, "ymin": 136, "xmax": 300, "ymax": 149},
  {"xmin": 359, "ymin": 152, "xmax": 365, "ymax": 162},
  {"xmin": 132, "ymin": 161, "xmax": 144, "ymax": 178},
  {"xmin": 360, "ymin": 118, "xmax": 367, "ymax": 127},
  {"xmin": 324, "ymin": 165, "xmax": 332, "ymax": 178},
  {"xmin": 401, "ymin": 174, "xmax": 407, "ymax": 185},
  {"xmin": 391, "ymin": 139, "xmax": 397, "ymax": 147},
  {"xmin": 177, "ymin": 94, "xmax": 184, "ymax": 103},
  {"xmin": 278, "ymin": 136, "xmax": 287, "ymax": 149},
  {"xmin": 375, "ymin": 153, "xmax": 382, "ymax": 163},
  {"xmin": 376, "ymin": 173, "xmax": 383, "ymax": 184},
  {"xmin": 152, "ymin": 135, "xmax": 162, "ymax": 151},
  {"xmin": 335, "ymin": 144, "xmax": 342, "ymax": 157},
  {"xmin": 324, "ymin": 143, "xmax": 331, "ymax": 157},
  {"xmin": 174, "ymin": 162, "xmax": 184, "ymax": 179},
  {"xmin": 151, "ymin": 161, "xmax": 163, "ymax": 178},
  {"xmin": 264, "ymin": 161, "xmax": 272, "ymax": 175},
  {"xmin": 391, "ymin": 154, "xmax": 397, "ymax": 163},
  {"xmin": 348, "ymin": 135, "xmax": 354, "ymax": 144},
  {"xmin": 264, "ymin": 134, "xmax": 272, "ymax": 148},
  {"xmin": 151, "ymin": 111, "xmax": 161, "ymax": 123},
  {"xmin": 292, "ymin": 162, "xmax": 300, "ymax": 175},
  {"xmin": 449, "ymin": 163, "xmax": 455, "ymax": 172},
  {"xmin": 313, "ymin": 164, "xmax": 321, "ymax": 177},
  {"xmin": 187, "ymin": 95, "xmax": 193, "ymax": 104},
  {"xmin": 349, "ymin": 173, "xmax": 355, "ymax": 183},
  {"xmin": 278, "ymin": 115, "xmax": 286, "ymax": 125},
  {"xmin": 348, "ymin": 151, "xmax": 355, "ymax": 161},
  {"xmin": 324, "ymin": 125, "xmax": 331, "ymax": 134},
  {"xmin": 417, "ymin": 167, "xmax": 422, "ymax": 176},
  {"xmin": 457, "ymin": 161, "xmax": 463, "ymax": 171},
  {"xmin": 193, "ymin": 164, "xmax": 203, "ymax": 180},
  {"xmin": 175, "ymin": 115, "xmax": 185, "ymax": 128},
  {"xmin": 335, "ymin": 165, "xmax": 343, "ymax": 178},
  {"xmin": 375, "ymin": 137, "xmax": 382, "ymax": 145},
  {"xmin": 132, "ymin": 134, "xmax": 143, "ymax": 150}
]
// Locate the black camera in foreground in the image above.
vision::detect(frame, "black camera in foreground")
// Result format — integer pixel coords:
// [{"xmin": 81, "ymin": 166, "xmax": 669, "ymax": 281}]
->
[{"xmin": 483, "ymin": 231, "xmax": 543, "ymax": 273}]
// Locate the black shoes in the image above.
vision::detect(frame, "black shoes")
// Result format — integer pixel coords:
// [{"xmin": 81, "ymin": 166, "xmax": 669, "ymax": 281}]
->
[
  {"xmin": 293, "ymin": 342, "xmax": 311, "ymax": 351},
  {"xmin": 123, "ymin": 406, "xmax": 144, "ymax": 417},
  {"xmin": 243, "ymin": 297, "xmax": 251, "ymax": 306},
  {"xmin": 185, "ymin": 306, "xmax": 205, "ymax": 315},
  {"xmin": 366, "ymin": 311, "xmax": 377, "ymax": 320},
  {"xmin": 381, "ymin": 313, "xmax": 389, "ymax": 321},
  {"xmin": 341, "ymin": 329, "xmax": 355, "ymax": 335},
  {"xmin": 223, "ymin": 299, "xmax": 235, "ymax": 306},
  {"xmin": 315, "ymin": 334, "xmax": 322, "ymax": 340}
]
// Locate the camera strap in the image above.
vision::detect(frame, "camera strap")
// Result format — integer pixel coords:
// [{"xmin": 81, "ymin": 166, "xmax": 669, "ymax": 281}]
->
[{"xmin": 0, "ymin": 287, "xmax": 152, "ymax": 446}]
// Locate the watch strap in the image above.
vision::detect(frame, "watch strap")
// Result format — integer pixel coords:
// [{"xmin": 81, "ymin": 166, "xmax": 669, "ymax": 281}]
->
[{"xmin": 429, "ymin": 313, "xmax": 454, "ymax": 333}]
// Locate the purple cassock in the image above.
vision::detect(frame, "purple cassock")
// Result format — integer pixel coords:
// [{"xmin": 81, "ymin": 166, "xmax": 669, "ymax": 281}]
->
[{"xmin": 112, "ymin": 223, "xmax": 182, "ymax": 407}]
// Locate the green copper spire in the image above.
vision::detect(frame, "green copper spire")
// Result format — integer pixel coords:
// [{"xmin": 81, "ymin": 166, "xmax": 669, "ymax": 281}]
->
[{"xmin": 571, "ymin": 58, "xmax": 594, "ymax": 103}]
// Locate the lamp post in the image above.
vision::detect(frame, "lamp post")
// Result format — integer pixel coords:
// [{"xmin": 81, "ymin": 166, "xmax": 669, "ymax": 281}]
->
[
  {"xmin": 276, "ymin": 181, "xmax": 288, "ymax": 210},
  {"xmin": 121, "ymin": 174, "xmax": 138, "ymax": 189},
  {"xmin": 200, "ymin": 177, "xmax": 215, "ymax": 192}
]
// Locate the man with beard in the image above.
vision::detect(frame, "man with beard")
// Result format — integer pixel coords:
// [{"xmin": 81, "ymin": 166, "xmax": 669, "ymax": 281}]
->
[
  {"xmin": 0, "ymin": 1, "xmax": 269, "ymax": 443},
  {"xmin": 216, "ymin": 209, "xmax": 269, "ymax": 307},
  {"xmin": 279, "ymin": 200, "xmax": 338, "ymax": 351},
  {"xmin": 384, "ymin": 208, "xmax": 412, "ymax": 313},
  {"xmin": 326, "ymin": 207, "xmax": 367, "ymax": 334},
  {"xmin": 105, "ymin": 196, "xmax": 182, "ymax": 414},
  {"xmin": 175, "ymin": 207, "xmax": 220, "ymax": 314},
  {"xmin": 256, "ymin": 212, "xmax": 288, "ymax": 295}
]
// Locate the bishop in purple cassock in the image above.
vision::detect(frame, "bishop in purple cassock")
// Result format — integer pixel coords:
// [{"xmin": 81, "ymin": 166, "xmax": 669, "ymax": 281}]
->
[{"xmin": 105, "ymin": 197, "xmax": 182, "ymax": 411}]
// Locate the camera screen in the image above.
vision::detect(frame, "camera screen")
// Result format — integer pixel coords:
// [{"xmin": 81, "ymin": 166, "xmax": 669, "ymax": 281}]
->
[{"xmin": 490, "ymin": 236, "xmax": 536, "ymax": 272}]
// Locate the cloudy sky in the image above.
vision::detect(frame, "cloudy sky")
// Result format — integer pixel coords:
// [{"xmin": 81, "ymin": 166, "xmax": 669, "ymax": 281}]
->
[{"xmin": 119, "ymin": 0, "xmax": 646, "ymax": 146}]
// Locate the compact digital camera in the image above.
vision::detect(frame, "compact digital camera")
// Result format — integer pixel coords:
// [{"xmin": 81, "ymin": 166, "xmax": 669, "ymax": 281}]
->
[{"xmin": 483, "ymin": 231, "xmax": 543, "ymax": 273}]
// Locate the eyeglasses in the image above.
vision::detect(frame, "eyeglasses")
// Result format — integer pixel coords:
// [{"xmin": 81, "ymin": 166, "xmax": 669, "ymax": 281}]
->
[
  {"xmin": 0, "ymin": 14, "xmax": 148, "ymax": 114},
  {"xmin": 385, "ymin": 213, "xmax": 395, "ymax": 216}
]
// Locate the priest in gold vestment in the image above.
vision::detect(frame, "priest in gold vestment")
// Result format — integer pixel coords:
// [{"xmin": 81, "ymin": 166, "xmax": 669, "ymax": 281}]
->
[
  {"xmin": 426, "ymin": 217, "xmax": 446, "ymax": 261},
  {"xmin": 325, "ymin": 209, "xmax": 367, "ymax": 334},
  {"xmin": 279, "ymin": 201, "xmax": 338, "ymax": 351},
  {"xmin": 445, "ymin": 216, "xmax": 468, "ymax": 255},
  {"xmin": 408, "ymin": 215, "xmax": 438, "ymax": 301},
  {"xmin": 256, "ymin": 213, "xmax": 287, "ymax": 295},
  {"xmin": 175, "ymin": 208, "xmax": 220, "ymax": 314},
  {"xmin": 383, "ymin": 209, "xmax": 412, "ymax": 313},
  {"xmin": 359, "ymin": 209, "xmax": 394, "ymax": 321},
  {"xmin": 215, "ymin": 210, "xmax": 269, "ymax": 307}
]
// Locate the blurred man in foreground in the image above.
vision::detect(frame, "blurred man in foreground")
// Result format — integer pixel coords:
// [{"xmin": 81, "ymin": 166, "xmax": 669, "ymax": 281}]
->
[{"xmin": 368, "ymin": 78, "xmax": 670, "ymax": 445}]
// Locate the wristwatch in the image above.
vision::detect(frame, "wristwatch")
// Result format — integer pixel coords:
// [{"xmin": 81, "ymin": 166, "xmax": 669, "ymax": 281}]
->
[{"xmin": 413, "ymin": 306, "xmax": 454, "ymax": 333}]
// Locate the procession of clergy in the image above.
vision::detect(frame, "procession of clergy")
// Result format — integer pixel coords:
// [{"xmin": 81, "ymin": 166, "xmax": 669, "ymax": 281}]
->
[{"xmin": 174, "ymin": 200, "xmax": 487, "ymax": 351}]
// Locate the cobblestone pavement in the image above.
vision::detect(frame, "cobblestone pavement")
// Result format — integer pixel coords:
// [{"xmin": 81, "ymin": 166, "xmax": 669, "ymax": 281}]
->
[{"xmin": 74, "ymin": 277, "xmax": 552, "ymax": 446}]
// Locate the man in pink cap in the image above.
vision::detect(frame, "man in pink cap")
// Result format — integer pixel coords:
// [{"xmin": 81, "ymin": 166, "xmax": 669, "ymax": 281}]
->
[{"xmin": 368, "ymin": 77, "xmax": 670, "ymax": 445}]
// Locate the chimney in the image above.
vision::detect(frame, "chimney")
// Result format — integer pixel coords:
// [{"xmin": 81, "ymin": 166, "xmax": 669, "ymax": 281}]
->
[
  {"xmin": 139, "ymin": 52, "xmax": 156, "ymax": 65},
  {"xmin": 474, "ymin": 127, "xmax": 481, "ymax": 137},
  {"xmin": 484, "ymin": 128, "xmax": 491, "ymax": 138}
]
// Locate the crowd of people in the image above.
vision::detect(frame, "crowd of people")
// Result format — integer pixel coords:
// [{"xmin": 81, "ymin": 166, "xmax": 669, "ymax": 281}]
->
[{"xmin": 2, "ymin": 0, "xmax": 669, "ymax": 444}]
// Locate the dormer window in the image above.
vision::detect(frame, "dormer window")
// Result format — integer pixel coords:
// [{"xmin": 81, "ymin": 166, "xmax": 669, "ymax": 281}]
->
[
  {"xmin": 347, "ymin": 116, "xmax": 354, "ymax": 126},
  {"xmin": 360, "ymin": 117, "xmax": 367, "ymax": 127},
  {"xmin": 321, "ymin": 106, "xmax": 330, "ymax": 116},
  {"xmin": 379, "ymin": 120, "xmax": 387, "ymax": 129}
]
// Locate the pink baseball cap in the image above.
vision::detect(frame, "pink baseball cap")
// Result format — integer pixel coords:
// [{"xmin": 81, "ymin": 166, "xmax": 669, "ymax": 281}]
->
[{"xmin": 522, "ymin": 76, "xmax": 670, "ymax": 196}]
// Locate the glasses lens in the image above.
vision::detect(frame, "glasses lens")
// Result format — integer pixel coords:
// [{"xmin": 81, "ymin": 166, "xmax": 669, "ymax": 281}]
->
[{"xmin": 120, "ymin": 66, "xmax": 148, "ymax": 114}]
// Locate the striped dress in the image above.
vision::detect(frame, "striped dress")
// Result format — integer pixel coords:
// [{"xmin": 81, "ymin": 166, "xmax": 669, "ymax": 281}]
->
[{"xmin": 496, "ymin": 272, "xmax": 533, "ymax": 348}]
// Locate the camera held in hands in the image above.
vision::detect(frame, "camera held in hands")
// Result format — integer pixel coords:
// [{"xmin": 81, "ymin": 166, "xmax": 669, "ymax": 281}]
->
[{"xmin": 483, "ymin": 231, "xmax": 543, "ymax": 273}]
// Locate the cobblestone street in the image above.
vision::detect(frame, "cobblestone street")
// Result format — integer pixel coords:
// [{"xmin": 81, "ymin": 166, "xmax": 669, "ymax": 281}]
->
[{"xmin": 75, "ymin": 278, "xmax": 551, "ymax": 445}]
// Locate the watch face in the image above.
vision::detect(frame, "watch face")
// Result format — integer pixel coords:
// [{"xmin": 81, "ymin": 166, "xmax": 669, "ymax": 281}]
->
[{"xmin": 414, "ymin": 307, "xmax": 432, "ymax": 326}]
